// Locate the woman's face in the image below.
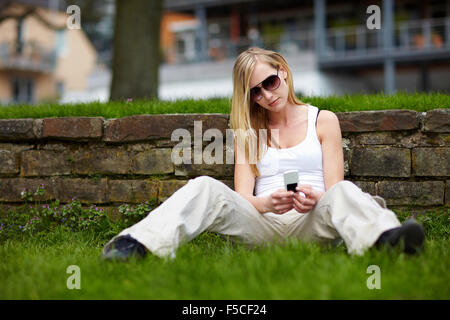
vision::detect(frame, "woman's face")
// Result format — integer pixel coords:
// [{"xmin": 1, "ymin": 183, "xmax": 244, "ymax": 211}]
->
[{"xmin": 249, "ymin": 60, "xmax": 289, "ymax": 113}]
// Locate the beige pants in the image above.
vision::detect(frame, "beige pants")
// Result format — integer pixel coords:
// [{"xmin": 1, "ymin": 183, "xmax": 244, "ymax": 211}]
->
[{"xmin": 104, "ymin": 176, "xmax": 401, "ymax": 258}]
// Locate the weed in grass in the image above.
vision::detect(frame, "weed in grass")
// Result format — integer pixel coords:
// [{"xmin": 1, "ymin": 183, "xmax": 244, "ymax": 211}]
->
[{"xmin": 0, "ymin": 184, "xmax": 154, "ymax": 243}]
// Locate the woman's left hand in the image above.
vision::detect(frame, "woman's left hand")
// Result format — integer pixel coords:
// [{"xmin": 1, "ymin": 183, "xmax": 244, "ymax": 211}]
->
[{"xmin": 293, "ymin": 184, "xmax": 324, "ymax": 213}]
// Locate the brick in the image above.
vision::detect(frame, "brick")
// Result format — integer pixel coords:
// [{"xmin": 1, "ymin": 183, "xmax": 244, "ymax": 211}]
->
[
  {"xmin": 351, "ymin": 131, "xmax": 398, "ymax": 145},
  {"xmin": 351, "ymin": 181, "xmax": 376, "ymax": 195},
  {"xmin": 343, "ymin": 148, "xmax": 351, "ymax": 177},
  {"xmin": 350, "ymin": 146, "xmax": 410, "ymax": 177},
  {"xmin": 0, "ymin": 178, "xmax": 58, "ymax": 202},
  {"xmin": 398, "ymin": 131, "xmax": 450, "ymax": 148},
  {"xmin": 0, "ymin": 150, "xmax": 18, "ymax": 174},
  {"xmin": 39, "ymin": 143, "xmax": 69, "ymax": 152},
  {"xmin": 103, "ymin": 114, "xmax": 229, "ymax": 143},
  {"xmin": 126, "ymin": 143, "xmax": 153, "ymax": 152},
  {"xmin": 57, "ymin": 178, "xmax": 107, "ymax": 203},
  {"xmin": 351, "ymin": 131, "xmax": 450, "ymax": 148},
  {"xmin": 158, "ymin": 179, "xmax": 188, "ymax": 202},
  {"xmin": 133, "ymin": 148, "xmax": 174, "ymax": 174},
  {"xmin": 422, "ymin": 109, "xmax": 450, "ymax": 132},
  {"xmin": 175, "ymin": 163, "xmax": 234, "ymax": 177},
  {"xmin": 342, "ymin": 138, "xmax": 351, "ymax": 177},
  {"xmin": 21, "ymin": 150, "xmax": 72, "ymax": 176},
  {"xmin": 412, "ymin": 147, "xmax": 450, "ymax": 176},
  {"xmin": 0, "ymin": 119, "xmax": 35, "ymax": 141},
  {"xmin": 41, "ymin": 117, "xmax": 103, "ymax": 140},
  {"xmin": 377, "ymin": 181, "xmax": 444, "ymax": 206},
  {"xmin": 174, "ymin": 147, "xmax": 234, "ymax": 177},
  {"xmin": 337, "ymin": 110, "xmax": 419, "ymax": 132},
  {"xmin": 446, "ymin": 181, "xmax": 450, "ymax": 205},
  {"xmin": 159, "ymin": 178, "xmax": 233, "ymax": 202},
  {"xmin": 72, "ymin": 147, "xmax": 132, "ymax": 175},
  {"xmin": 107, "ymin": 179, "xmax": 158, "ymax": 203},
  {"xmin": 0, "ymin": 143, "xmax": 34, "ymax": 153}
]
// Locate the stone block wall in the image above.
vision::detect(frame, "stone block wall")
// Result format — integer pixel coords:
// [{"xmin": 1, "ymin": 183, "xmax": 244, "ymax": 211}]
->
[{"xmin": 0, "ymin": 109, "xmax": 448, "ymax": 214}]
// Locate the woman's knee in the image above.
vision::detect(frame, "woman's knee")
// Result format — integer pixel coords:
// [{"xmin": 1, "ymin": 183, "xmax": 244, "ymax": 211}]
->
[
  {"xmin": 325, "ymin": 180, "xmax": 360, "ymax": 198},
  {"xmin": 329, "ymin": 180, "xmax": 354, "ymax": 192},
  {"xmin": 190, "ymin": 175, "xmax": 223, "ymax": 191},
  {"xmin": 191, "ymin": 175, "xmax": 215, "ymax": 186}
]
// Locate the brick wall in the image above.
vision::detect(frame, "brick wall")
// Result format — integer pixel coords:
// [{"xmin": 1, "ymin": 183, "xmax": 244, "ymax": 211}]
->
[{"xmin": 0, "ymin": 109, "xmax": 448, "ymax": 214}]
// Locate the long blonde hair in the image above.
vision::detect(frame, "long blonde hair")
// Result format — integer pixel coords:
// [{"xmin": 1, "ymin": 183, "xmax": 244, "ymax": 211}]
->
[{"xmin": 230, "ymin": 47, "xmax": 307, "ymax": 177}]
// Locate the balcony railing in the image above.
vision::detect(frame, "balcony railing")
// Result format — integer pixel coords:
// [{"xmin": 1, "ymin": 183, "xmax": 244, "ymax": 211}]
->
[
  {"xmin": 322, "ymin": 17, "xmax": 450, "ymax": 59},
  {"xmin": 165, "ymin": 17, "xmax": 450, "ymax": 65},
  {"xmin": 0, "ymin": 41, "xmax": 57, "ymax": 72},
  {"xmin": 165, "ymin": 29, "xmax": 315, "ymax": 64}
]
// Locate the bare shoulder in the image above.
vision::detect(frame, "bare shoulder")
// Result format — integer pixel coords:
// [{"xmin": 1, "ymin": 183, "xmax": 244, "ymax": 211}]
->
[{"xmin": 316, "ymin": 110, "xmax": 341, "ymax": 142}]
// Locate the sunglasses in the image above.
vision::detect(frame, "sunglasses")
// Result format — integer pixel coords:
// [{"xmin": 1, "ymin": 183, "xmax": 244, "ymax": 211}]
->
[{"xmin": 250, "ymin": 68, "xmax": 281, "ymax": 101}]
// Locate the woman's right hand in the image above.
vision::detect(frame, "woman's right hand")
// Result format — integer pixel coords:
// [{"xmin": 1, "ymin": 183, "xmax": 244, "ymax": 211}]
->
[{"xmin": 264, "ymin": 189, "xmax": 295, "ymax": 214}]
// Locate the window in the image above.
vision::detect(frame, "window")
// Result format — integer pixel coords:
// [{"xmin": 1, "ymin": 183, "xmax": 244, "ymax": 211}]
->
[
  {"xmin": 56, "ymin": 30, "xmax": 67, "ymax": 56},
  {"xmin": 12, "ymin": 78, "xmax": 34, "ymax": 103}
]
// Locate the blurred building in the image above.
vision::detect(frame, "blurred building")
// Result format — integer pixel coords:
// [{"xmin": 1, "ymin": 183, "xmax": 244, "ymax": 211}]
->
[
  {"xmin": 3, "ymin": 0, "xmax": 448, "ymax": 104},
  {"xmin": 160, "ymin": 0, "xmax": 450, "ymax": 99},
  {"xmin": 0, "ymin": 0, "xmax": 97, "ymax": 104}
]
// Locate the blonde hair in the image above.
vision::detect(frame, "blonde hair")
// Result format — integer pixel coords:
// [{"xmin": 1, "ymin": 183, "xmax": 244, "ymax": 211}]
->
[{"xmin": 230, "ymin": 47, "xmax": 307, "ymax": 177}]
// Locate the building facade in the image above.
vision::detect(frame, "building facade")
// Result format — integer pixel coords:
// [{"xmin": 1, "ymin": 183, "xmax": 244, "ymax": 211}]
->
[
  {"xmin": 160, "ymin": 0, "xmax": 450, "ymax": 99},
  {"xmin": 0, "ymin": 1, "xmax": 97, "ymax": 104}
]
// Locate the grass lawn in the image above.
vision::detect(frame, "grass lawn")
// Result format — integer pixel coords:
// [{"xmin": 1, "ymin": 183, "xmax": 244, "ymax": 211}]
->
[
  {"xmin": 0, "ymin": 92, "xmax": 448, "ymax": 300},
  {"xmin": 0, "ymin": 91, "xmax": 448, "ymax": 119},
  {"xmin": 1, "ymin": 211, "xmax": 448, "ymax": 300}
]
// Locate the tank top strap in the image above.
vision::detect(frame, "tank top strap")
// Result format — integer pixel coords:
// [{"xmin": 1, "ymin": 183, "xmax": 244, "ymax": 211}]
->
[{"xmin": 307, "ymin": 105, "xmax": 320, "ymax": 142}]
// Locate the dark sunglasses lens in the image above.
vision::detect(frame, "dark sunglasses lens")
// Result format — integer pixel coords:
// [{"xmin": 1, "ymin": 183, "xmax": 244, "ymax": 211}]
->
[
  {"xmin": 251, "ymin": 87, "xmax": 261, "ymax": 99},
  {"xmin": 263, "ymin": 75, "xmax": 280, "ymax": 91}
]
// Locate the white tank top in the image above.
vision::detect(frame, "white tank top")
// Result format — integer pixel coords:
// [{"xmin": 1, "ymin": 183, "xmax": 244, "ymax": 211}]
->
[{"xmin": 255, "ymin": 104, "xmax": 325, "ymax": 197}]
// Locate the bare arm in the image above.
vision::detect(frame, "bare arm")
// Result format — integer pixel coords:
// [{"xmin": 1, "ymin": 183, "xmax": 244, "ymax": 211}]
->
[{"xmin": 317, "ymin": 110, "xmax": 345, "ymax": 190}]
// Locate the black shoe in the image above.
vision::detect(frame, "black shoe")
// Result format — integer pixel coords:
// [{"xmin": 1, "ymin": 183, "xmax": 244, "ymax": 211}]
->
[
  {"xmin": 375, "ymin": 218, "xmax": 425, "ymax": 254},
  {"xmin": 102, "ymin": 234, "xmax": 147, "ymax": 261}
]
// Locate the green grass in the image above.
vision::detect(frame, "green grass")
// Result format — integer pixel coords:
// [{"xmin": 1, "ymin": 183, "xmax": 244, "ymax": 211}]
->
[
  {"xmin": 0, "ymin": 210, "xmax": 448, "ymax": 299},
  {"xmin": 0, "ymin": 91, "xmax": 448, "ymax": 119}
]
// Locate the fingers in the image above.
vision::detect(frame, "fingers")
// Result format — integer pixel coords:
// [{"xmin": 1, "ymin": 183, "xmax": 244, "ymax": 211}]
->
[
  {"xmin": 293, "ymin": 197, "xmax": 313, "ymax": 213},
  {"xmin": 296, "ymin": 184, "xmax": 313, "ymax": 197},
  {"xmin": 293, "ymin": 193, "xmax": 315, "ymax": 206},
  {"xmin": 270, "ymin": 190, "xmax": 295, "ymax": 214},
  {"xmin": 293, "ymin": 185, "xmax": 316, "ymax": 213},
  {"xmin": 274, "ymin": 203, "xmax": 294, "ymax": 214},
  {"xmin": 273, "ymin": 190, "xmax": 294, "ymax": 199},
  {"xmin": 272, "ymin": 191, "xmax": 294, "ymax": 204},
  {"xmin": 270, "ymin": 186, "xmax": 320, "ymax": 214}
]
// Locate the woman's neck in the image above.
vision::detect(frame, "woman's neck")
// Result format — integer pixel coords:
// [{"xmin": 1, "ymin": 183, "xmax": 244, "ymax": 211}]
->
[{"xmin": 268, "ymin": 103, "xmax": 307, "ymax": 127}]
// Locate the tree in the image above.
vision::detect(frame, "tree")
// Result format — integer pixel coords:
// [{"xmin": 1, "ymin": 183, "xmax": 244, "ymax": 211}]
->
[{"xmin": 110, "ymin": 0, "xmax": 163, "ymax": 101}]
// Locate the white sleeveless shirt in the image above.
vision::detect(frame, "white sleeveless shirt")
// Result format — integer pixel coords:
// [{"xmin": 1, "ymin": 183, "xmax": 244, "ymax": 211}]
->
[{"xmin": 255, "ymin": 104, "xmax": 325, "ymax": 197}]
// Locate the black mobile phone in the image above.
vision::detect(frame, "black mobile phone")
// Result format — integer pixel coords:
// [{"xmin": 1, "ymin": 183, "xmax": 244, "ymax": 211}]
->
[{"xmin": 283, "ymin": 170, "xmax": 298, "ymax": 192}]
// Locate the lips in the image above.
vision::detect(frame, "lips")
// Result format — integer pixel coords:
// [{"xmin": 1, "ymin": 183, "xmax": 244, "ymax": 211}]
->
[{"xmin": 269, "ymin": 98, "xmax": 279, "ymax": 107}]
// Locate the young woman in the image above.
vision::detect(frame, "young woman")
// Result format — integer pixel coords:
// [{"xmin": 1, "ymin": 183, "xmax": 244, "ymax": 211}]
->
[{"xmin": 102, "ymin": 47, "xmax": 425, "ymax": 261}]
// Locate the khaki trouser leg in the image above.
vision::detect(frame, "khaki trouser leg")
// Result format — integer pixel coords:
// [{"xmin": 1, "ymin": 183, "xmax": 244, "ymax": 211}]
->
[
  {"xmin": 103, "ymin": 176, "xmax": 284, "ymax": 258},
  {"xmin": 285, "ymin": 180, "xmax": 401, "ymax": 255}
]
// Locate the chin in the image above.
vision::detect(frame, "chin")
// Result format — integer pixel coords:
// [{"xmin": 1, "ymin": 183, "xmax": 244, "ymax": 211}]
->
[{"xmin": 271, "ymin": 98, "xmax": 286, "ymax": 110}]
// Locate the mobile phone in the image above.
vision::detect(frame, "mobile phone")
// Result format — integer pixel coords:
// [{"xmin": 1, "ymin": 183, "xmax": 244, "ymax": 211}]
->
[{"xmin": 283, "ymin": 170, "xmax": 298, "ymax": 192}]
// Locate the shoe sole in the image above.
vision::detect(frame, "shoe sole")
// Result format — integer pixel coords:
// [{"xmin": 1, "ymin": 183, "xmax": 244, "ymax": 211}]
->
[{"xmin": 397, "ymin": 219, "xmax": 425, "ymax": 254}]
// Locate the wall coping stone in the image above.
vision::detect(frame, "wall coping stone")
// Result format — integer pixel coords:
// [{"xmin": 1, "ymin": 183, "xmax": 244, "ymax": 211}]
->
[{"xmin": 0, "ymin": 110, "xmax": 449, "ymax": 142}]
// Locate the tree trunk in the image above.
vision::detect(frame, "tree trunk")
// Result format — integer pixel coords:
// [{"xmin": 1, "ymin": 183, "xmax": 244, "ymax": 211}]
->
[{"xmin": 110, "ymin": 0, "xmax": 163, "ymax": 101}]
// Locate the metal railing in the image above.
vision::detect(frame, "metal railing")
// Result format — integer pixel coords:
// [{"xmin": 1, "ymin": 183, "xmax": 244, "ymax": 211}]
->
[
  {"xmin": 165, "ymin": 29, "xmax": 315, "ymax": 64},
  {"xmin": 165, "ymin": 17, "xmax": 450, "ymax": 64},
  {"xmin": 323, "ymin": 17, "xmax": 450, "ymax": 58},
  {"xmin": 0, "ymin": 41, "xmax": 57, "ymax": 72}
]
